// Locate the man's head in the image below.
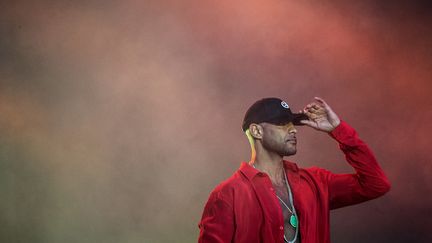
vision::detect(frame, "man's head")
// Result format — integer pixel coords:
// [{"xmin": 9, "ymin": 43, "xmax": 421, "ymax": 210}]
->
[
  {"xmin": 247, "ymin": 122, "xmax": 298, "ymax": 156},
  {"xmin": 243, "ymin": 98, "xmax": 308, "ymax": 157}
]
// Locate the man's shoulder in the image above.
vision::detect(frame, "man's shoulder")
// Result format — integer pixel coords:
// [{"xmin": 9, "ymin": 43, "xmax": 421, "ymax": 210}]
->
[
  {"xmin": 284, "ymin": 160, "xmax": 330, "ymax": 176},
  {"xmin": 212, "ymin": 168, "xmax": 247, "ymax": 193},
  {"xmin": 206, "ymin": 165, "xmax": 256, "ymax": 203},
  {"xmin": 298, "ymin": 165, "xmax": 333, "ymax": 182}
]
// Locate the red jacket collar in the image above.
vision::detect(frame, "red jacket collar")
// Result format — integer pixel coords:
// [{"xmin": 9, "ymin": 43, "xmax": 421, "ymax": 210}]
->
[{"xmin": 239, "ymin": 160, "xmax": 299, "ymax": 181}]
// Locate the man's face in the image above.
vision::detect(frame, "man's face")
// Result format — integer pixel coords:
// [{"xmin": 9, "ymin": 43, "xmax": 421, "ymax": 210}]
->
[{"xmin": 260, "ymin": 122, "xmax": 297, "ymax": 156}]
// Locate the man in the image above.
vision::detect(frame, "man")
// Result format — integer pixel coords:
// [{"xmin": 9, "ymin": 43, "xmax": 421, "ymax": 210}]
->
[{"xmin": 198, "ymin": 97, "xmax": 391, "ymax": 243}]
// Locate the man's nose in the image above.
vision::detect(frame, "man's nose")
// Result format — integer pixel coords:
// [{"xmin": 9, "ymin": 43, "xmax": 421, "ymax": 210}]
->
[{"xmin": 283, "ymin": 124, "xmax": 297, "ymax": 134}]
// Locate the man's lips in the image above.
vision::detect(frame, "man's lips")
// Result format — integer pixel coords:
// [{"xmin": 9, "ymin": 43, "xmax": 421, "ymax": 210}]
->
[{"xmin": 286, "ymin": 138, "xmax": 297, "ymax": 143}]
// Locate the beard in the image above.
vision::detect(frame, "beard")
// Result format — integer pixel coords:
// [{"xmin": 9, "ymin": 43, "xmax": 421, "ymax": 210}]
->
[{"xmin": 262, "ymin": 137, "xmax": 297, "ymax": 157}]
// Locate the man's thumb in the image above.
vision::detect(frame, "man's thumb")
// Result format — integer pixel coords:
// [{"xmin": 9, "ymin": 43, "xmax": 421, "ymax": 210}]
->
[{"xmin": 300, "ymin": 120, "xmax": 316, "ymax": 127}]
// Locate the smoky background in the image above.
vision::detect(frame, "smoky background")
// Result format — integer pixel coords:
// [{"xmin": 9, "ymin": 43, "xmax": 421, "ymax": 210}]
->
[{"xmin": 0, "ymin": 0, "xmax": 431, "ymax": 242}]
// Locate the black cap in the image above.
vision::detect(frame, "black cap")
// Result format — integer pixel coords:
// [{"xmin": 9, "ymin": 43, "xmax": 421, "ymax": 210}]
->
[{"xmin": 242, "ymin": 97, "xmax": 308, "ymax": 131}]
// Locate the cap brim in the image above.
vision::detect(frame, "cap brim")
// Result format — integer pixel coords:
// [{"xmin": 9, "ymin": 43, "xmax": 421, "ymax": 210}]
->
[
  {"xmin": 292, "ymin": 113, "xmax": 309, "ymax": 126},
  {"xmin": 267, "ymin": 113, "xmax": 309, "ymax": 126}
]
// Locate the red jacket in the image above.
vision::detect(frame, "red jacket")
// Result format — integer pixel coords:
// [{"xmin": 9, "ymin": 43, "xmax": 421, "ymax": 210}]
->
[{"xmin": 198, "ymin": 121, "xmax": 391, "ymax": 243}]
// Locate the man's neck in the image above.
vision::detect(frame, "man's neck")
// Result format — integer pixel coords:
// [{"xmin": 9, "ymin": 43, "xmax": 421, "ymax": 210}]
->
[{"xmin": 250, "ymin": 151, "xmax": 285, "ymax": 186}]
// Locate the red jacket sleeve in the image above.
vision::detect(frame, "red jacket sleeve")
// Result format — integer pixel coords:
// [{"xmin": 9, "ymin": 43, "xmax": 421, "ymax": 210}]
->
[
  {"xmin": 198, "ymin": 189, "xmax": 235, "ymax": 242},
  {"xmin": 326, "ymin": 120, "xmax": 391, "ymax": 210}
]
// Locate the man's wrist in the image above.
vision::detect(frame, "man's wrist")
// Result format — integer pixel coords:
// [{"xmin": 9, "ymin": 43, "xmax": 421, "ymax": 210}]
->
[{"xmin": 329, "ymin": 120, "xmax": 341, "ymax": 132}]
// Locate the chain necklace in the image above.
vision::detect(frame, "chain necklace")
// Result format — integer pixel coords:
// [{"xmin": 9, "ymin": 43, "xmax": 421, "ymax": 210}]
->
[
  {"xmin": 252, "ymin": 164, "xmax": 299, "ymax": 243},
  {"xmin": 280, "ymin": 169, "xmax": 299, "ymax": 243}
]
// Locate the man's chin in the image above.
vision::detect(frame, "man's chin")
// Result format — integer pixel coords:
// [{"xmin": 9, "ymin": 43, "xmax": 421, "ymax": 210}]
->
[{"xmin": 282, "ymin": 150, "xmax": 297, "ymax": 157}]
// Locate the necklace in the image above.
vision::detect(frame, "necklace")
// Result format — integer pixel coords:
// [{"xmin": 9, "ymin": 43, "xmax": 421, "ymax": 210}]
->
[
  {"xmin": 279, "ymin": 172, "xmax": 298, "ymax": 229},
  {"xmin": 252, "ymin": 164, "xmax": 299, "ymax": 243},
  {"xmin": 275, "ymin": 194, "xmax": 298, "ymax": 228}
]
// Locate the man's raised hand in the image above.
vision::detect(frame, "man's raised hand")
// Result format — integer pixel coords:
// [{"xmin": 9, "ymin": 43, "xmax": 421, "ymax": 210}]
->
[{"xmin": 299, "ymin": 97, "xmax": 341, "ymax": 132}]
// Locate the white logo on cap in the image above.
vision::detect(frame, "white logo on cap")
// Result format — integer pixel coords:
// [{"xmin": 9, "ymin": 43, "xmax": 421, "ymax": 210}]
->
[{"xmin": 281, "ymin": 101, "xmax": 290, "ymax": 109}]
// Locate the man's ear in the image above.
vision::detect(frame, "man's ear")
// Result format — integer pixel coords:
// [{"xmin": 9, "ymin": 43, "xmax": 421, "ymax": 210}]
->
[{"xmin": 249, "ymin": 123, "xmax": 263, "ymax": 140}]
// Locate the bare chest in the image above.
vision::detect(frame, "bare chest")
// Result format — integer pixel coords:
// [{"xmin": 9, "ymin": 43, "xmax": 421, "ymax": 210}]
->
[{"xmin": 272, "ymin": 182, "xmax": 298, "ymax": 241}]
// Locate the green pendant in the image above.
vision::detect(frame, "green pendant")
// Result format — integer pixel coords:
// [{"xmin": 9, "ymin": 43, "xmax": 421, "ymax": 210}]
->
[{"xmin": 290, "ymin": 215, "xmax": 298, "ymax": 228}]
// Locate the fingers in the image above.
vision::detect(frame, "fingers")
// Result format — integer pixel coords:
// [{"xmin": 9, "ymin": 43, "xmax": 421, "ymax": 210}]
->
[
  {"xmin": 303, "ymin": 102, "xmax": 325, "ymax": 115},
  {"xmin": 302, "ymin": 97, "xmax": 333, "ymax": 119},
  {"xmin": 302, "ymin": 108, "xmax": 322, "ymax": 120},
  {"xmin": 300, "ymin": 119, "xmax": 318, "ymax": 128},
  {"xmin": 314, "ymin": 97, "xmax": 330, "ymax": 110},
  {"xmin": 304, "ymin": 103, "xmax": 320, "ymax": 111}
]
